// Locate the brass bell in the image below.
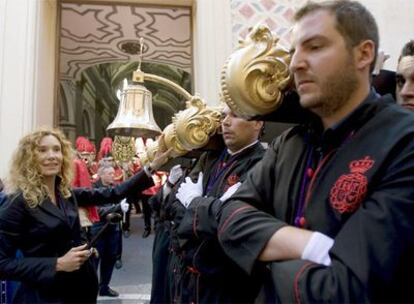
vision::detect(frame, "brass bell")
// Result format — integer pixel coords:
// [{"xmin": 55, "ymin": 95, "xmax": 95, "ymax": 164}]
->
[{"xmin": 107, "ymin": 71, "xmax": 162, "ymax": 138}]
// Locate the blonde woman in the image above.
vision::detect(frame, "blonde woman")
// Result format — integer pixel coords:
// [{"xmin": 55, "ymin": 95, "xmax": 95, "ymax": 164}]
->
[{"xmin": 0, "ymin": 128, "xmax": 169, "ymax": 303}]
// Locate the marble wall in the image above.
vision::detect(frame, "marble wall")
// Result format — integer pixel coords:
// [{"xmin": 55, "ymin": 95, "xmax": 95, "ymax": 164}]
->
[
  {"xmin": 0, "ymin": 0, "xmax": 57, "ymax": 178},
  {"xmin": 231, "ymin": 0, "xmax": 307, "ymax": 49},
  {"xmin": 230, "ymin": 0, "xmax": 414, "ymax": 70}
]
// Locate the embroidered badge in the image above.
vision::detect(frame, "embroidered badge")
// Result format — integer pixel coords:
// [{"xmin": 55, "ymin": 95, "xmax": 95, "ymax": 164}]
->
[
  {"xmin": 223, "ymin": 174, "xmax": 240, "ymax": 192},
  {"xmin": 227, "ymin": 174, "xmax": 239, "ymax": 186},
  {"xmin": 330, "ymin": 156, "xmax": 374, "ymax": 213}
]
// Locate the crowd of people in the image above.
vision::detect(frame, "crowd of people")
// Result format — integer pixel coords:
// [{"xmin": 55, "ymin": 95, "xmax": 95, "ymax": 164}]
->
[
  {"xmin": 1, "ymin": 0, "xmax": 414, "ymax": 303},
  {"xmin": 148, "ymin": 1, "xmax": 414, "ymax": 303}
]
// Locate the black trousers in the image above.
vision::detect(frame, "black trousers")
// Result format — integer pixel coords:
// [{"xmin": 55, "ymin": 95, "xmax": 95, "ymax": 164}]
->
[
  {"xmin": 90, "ymin": 222, "xmax": 121, "ymax": 290},
  {"xmin": 141, "ymin": 195, "xmax": 152, "ymax": 230}
]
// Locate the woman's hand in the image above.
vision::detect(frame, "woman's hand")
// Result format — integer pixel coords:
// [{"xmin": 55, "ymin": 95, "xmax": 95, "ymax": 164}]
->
[{"xmin": 56, "ymin": 244, "xmax": 91, "ymax": 272}]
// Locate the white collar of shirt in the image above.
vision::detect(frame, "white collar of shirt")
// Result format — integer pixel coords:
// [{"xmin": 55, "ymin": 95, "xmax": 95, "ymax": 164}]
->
[{"xmin": 227, "ymin": 140, "xmax": 259, "ymax": 156}]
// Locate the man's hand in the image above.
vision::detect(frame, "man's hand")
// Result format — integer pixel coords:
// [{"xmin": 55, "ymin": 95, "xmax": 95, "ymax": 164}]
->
[
  {"xmin": 219, "ymin": 182, "xmax": 241, "ymax": 202},
  {"xmin": 56, "ymin": 244, "xmax": 91, "ymax": 272},
  {"xmin": 176, "ymin": 172, "xmax": 203, "ymax": 208}
]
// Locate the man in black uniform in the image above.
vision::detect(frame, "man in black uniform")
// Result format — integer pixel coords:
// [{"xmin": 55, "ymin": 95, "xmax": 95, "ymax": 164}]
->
[
  {"xmin": 396, "ymin": 40, "xmax": 414, "ymax": 108},
  {"xmin": 191, "ymin": 1, "xmax": 414, "ymax": 302},
  {"xmin": 151, "ymin": 106, "xmax": 265, "ymax": 303},
  {"xmin": 91, "ymin": 164, "xmax": 129, "ymax": 298},
  {"xmin": 149, "ymin": 164, "xmax": 184, "ymax": 304},
  {"xmin": 173, "ymin": 106, "xmax": 265, "ymax": 304}
]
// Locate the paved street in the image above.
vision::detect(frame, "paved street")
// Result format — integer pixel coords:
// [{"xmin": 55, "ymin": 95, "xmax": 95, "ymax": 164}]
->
[{"xmin": 98, "ymin": 213, "xmax": 154, "ymax": 304}]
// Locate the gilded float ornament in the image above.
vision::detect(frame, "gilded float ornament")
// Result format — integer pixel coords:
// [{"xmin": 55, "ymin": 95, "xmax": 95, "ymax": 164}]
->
[
  {"xmin": 140, "ymin": 96, "xmax": 222, "ymax": 165},
  {"xmin": 174, "ymin": 96, "xmax": 222, "ymax": 151},
  {"xmin": 138, "ymin": 138, "xmax": 159, "ymax": 166},
  {"xmin": 221, "ymin": 24, "xmax": 292, "ymax": 119}
]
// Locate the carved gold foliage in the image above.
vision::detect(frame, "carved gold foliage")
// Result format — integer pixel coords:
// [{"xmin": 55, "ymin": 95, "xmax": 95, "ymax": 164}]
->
[
  {"xmin": 174, "ymin": 96, "xmax": 221, "ymax": 151},
  {"xmin": 138, "ymin": 139, "xmax": 159, "ymax": 166},
  {"xmin": 163, "ymin": 124, "xmax": 187, "ymax": 158},
  {"xmin": 221, "ymin": 24, "xmax": 292, "ymax": 119},
  {"xmin": 140, "ymin": 97, "xmax": 221, "ymax": 165}
]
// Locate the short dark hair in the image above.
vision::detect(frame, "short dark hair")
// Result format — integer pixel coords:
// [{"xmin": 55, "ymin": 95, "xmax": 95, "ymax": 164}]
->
[
  {"xmin": 398, "ymin": 40, "xmax": 414, "ymax": 62},
  {"xmin": 294, "ymin": 0, "xmax": 379, "ymax": 73},
  {"xmin": 260, "ymin": 122, "xmax": 266, "ymax": 138}
]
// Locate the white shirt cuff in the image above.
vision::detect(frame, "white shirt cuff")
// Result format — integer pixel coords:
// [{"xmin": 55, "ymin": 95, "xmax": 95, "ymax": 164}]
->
[{"xmin": 301, "ymin": 231, "xmax": 334, "ymax": 266}]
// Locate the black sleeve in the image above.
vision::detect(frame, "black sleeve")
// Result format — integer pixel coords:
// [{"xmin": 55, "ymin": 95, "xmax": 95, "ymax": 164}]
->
[
  {"xmin": 149, "ymin": 188, "xmax": 164, "ymax": 214},
  {"xmin": 176, "ymin": 196, "xmax": 218, "ymax": 239},
  {"xmin": 188, "ymin": 152, "xmax": 209, "ymax": 180},
  {"xmin": 96, "ymin": 204, "xmax": 121, "ymax": 218},
  {"xmin": 73, "ymin": 170, "xmax": 153, "ymax": 207},
  {"xmin": 0, "ymin": 197, "xmax": 56, "ymax": 286},
  {"xmin": 216, "ymin": 140, "xmax": 288, "ymax": 274}
]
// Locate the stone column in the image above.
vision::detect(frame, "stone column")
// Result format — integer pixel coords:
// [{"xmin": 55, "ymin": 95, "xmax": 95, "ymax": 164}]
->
[
  {"xmin": 0, "ymin": 0, "xmax": 57, "ymax": 178},
  {"xmin": 193, "ymin": 0, "xmax": 232, "ymax": 106}
]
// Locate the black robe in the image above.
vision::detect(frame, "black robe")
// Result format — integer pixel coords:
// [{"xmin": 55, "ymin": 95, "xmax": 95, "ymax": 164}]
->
[
  {"xmin": 0, "ymin": 171, "xmax": 153, "ymax": 303},
  {"xmin": 150, "ymin": 162, "xmax": 198, "ymax": 304},
  {"xmin": 215, "ymin": 93, "xmax": 414, "ymax": 302},
  {"xmin": 149, "ymin": 185, "xmax": 175, "ymax": 304},
  {"xmin": 172, "ymin": 142, "xmax": 266, "ymax": 303}
]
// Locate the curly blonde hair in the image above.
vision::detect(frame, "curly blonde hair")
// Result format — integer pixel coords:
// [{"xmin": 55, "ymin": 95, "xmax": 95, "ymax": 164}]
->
[{"xmin": 5, "ymin": 127, "xmax": 74, "ymax": 208}]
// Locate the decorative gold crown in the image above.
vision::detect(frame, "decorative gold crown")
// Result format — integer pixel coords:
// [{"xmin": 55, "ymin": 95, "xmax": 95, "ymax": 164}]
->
[{"xmin": 221, "ymin": 24, "xmax": 292, "ymax": 119}]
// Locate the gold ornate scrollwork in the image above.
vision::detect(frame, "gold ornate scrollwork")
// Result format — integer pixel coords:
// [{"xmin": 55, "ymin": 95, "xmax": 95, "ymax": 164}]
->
[
  {"xmin": 138, "ymin": 138, "xmax": 159, "ymax": 166},
  {"xmin": 221, "ymin": 24, "xmax": 292, "ymax": 119},
  {"xmin": 140, "ymin": 97, "xmax": 222, "ymax": 165},
  {"xmin": 174, "ymin": 96, "xmax": 222, "ymax": 151},
  {"xmin": 163, "ymin": 124, "xmax": 187, "ymax": 158}
]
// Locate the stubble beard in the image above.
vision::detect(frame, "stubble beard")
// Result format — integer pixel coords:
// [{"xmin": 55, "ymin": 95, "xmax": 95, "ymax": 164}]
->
[{"xmin": 303, "ymin": 56, "xmax": 359, "ymax": 119}]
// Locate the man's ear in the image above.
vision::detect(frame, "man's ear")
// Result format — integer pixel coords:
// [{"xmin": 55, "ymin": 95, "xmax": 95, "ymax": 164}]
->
[
  {"xmin": 354, "ymin": 40, "xmax": 376, "ymax": 71},
  {"xmin": 254, "ymin": 120, "xmax": 264, "ymax": 132}
]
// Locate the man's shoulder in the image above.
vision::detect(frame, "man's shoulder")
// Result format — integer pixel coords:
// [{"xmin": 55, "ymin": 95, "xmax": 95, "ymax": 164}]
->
[
  {"xmin": 93, "ymin": 179, "xmax": 104, "ymax": 188},
  {"xmin": 200, "ymin": 150, "xmax": 223, "ymax": 166},
  {"xmin": 0, "ymin": 192, "xmax": 7, "ymax": 206},
  {"xmin": 267, "ymin": 125, "xmax": 305, "ymax": 150},
  {"xmin": 245, "ymin": 141, "xmax": 266, "ymax": 158},
  {"xmin": 370, "ymin": 96, "xmax": 414, "ymax": 131},
  {"xmin": 203, "ymin": 149, "xmax": 221, "ymax": 158}
]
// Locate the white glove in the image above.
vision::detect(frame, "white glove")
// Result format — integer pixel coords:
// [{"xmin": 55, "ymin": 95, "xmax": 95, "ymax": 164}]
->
[
  {"xmin": 219, "ymin": 182, "xmax": 241, "ymax": 202},
  {"xmin": 176, "ymin": 172, "xmax": 203, "ymax": 208},
  {"xmin": 120, "ymin": 199, "xmax": 129, "ymax": 213},
  {"xmin": 301, "ymin": 231, "xmax": 334, "ymax": 266},
  {"xmin": 168, "ymin": 164, "xmax": 183, "ymax": 185}
]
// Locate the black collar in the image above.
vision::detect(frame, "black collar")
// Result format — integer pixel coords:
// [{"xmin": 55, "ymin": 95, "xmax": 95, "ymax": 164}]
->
[{"xmin": 303, "ymin": 90, "xmax": 393, "ymax": 152}]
